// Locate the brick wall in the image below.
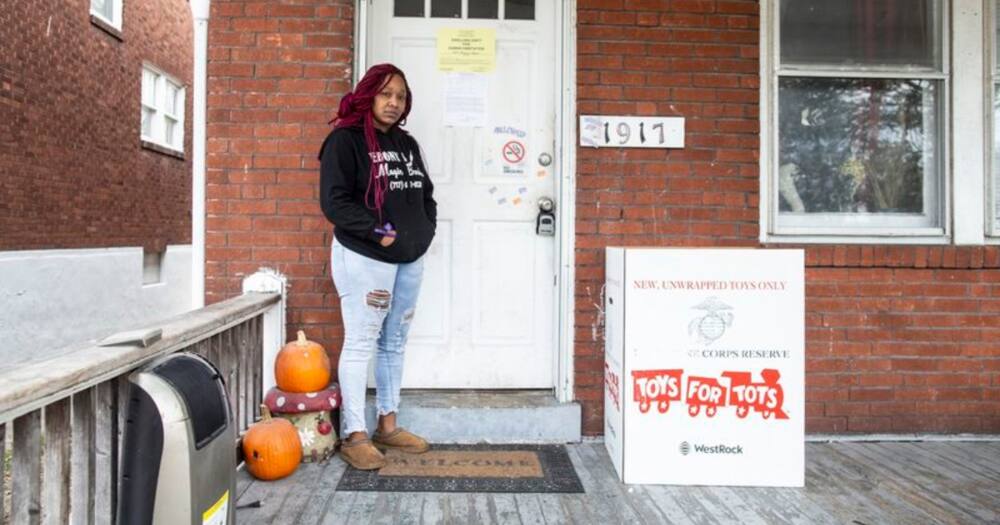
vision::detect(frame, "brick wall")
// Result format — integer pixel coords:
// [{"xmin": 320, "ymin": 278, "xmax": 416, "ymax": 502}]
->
[
  {"xmin": 575, "ymin": 0, "xmax": 761, "ymax": 433},
  {"xmin": 204, "ymin": 0, "xmax": 353, "ymax": 353},
  {"xmin": 801, "ymin": 249, "xmax": 1000, "ymax": 434},
  {"xmin": 0, "ymin": 0, "xmax": 193, "ymax": 251},
  {"xmin": 574, "ymin": 0, "xmax": 999, "ymax": 435}
]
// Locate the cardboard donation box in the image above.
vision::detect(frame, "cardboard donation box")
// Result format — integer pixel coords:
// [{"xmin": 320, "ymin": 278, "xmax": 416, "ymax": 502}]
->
[{"xmin": 603, "ymin": 248, "xmax": 804, "ymax": 486}]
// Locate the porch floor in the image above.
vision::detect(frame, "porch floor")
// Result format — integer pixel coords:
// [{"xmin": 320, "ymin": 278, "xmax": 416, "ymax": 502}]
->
[{"xmin": 234, "ymin": 440, "xmax": 1000, "ymax": 524}]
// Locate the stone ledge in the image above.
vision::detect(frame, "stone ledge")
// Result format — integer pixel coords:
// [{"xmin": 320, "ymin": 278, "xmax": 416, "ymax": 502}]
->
[{"xmin": 359, "ymin": 390, "xmax": 582, "ymax": 444}]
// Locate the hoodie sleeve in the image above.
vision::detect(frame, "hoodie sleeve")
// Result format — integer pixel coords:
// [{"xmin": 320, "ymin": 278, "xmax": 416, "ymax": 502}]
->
[
  {"xmin": 319, "ymin": 131, "xmax": 383, "ymax": 242},
  {"xmin": 414, "ymin": 140, "xmax": 437, "ymax": 227}
]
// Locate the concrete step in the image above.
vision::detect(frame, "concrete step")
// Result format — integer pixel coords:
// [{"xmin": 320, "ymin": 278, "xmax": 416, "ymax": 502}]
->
[{"xmin": 362, "ymin": 390, "xmax": 582, "ymax": 444}]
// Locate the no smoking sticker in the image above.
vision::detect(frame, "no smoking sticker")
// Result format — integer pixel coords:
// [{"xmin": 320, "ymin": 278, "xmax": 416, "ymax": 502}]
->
[{"xmin": 502, "ymin": 140, "xmax": 525, "ymax": 164}]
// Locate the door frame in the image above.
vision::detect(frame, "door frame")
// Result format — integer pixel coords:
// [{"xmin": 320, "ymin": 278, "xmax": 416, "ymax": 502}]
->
[{"xmin": 353, "ymin": 1, "xmax": 577, "ymax": 403}]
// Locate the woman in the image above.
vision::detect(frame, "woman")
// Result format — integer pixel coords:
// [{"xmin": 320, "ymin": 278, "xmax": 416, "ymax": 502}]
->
[{"xmin": 319, "ymin": 64, "xmax": 436, "ymax": 470}]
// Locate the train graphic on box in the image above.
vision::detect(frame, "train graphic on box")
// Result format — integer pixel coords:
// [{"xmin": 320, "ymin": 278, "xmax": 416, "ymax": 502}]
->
[{"xmin": 626, "ymin": 368, "xmax": 789, "ymax": 420}]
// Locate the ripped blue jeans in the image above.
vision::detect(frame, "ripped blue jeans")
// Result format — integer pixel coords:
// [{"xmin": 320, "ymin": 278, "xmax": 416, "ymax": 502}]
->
[{"xmin": 331, "ymin": 239, "xmax": 424, "ymax": 436}]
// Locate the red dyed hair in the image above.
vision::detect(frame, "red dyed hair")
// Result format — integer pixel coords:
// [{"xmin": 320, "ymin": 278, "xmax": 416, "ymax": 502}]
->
[{"xmin": 331, "ymin": 64, "xmax": 413, "ymax": 222}]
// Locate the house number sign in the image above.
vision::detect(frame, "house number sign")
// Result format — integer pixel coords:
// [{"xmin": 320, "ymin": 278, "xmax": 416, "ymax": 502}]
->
[{"xmin": 579, "ymin": 115, "xmax": 685, "ymax": 149}]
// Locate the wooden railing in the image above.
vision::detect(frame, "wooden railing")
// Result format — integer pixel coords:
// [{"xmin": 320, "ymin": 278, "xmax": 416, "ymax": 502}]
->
[{"xmin": 0, "ymin": 271, "xmax": 286, "ymax": 525}]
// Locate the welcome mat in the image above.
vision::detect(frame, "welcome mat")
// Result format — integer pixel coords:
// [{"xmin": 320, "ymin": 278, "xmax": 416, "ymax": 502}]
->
[{"xmin": 336, "ymin": 444, "xmax": 584, "ymax": 493}]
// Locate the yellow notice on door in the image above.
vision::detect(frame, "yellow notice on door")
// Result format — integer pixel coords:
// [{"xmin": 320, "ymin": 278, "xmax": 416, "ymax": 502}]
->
[
  {"xmin": 437, "ymin": 29, "xmax": 495, "ymax": 72},
  {"xmin": 202, "ymin": 490, "xmax": 229, "ymax": 525}
]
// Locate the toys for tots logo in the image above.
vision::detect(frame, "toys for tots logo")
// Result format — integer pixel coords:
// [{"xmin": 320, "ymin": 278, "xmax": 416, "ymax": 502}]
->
[
  {"xmin": 631, "ymin": 368, "xmax": 789, "ymax": 420},
  {"xmin": 604, "ymin": 362, "xmax": 621, "ymax": 412}
]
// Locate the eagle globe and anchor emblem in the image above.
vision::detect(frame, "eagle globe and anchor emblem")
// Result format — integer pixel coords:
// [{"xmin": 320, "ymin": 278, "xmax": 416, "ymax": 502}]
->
[{"xmin": 688, "ymin": 296, "xmax": 734, "ymax": 345}]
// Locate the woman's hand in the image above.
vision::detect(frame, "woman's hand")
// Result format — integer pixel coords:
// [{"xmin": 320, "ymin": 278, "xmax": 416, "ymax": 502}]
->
[{"xmin": 376, "ymin": 221, "xmax": 396, "ymax": 247}]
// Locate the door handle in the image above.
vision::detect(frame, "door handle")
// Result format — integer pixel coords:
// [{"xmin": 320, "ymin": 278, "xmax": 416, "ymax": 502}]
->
[{"xmin": 536, "ymin": 197, "xmax": 556, "ymax": 236}]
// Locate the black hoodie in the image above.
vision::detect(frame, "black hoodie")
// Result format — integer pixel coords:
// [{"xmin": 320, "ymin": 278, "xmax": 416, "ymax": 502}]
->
[{"xmin": 319, "ymin": 126, "xmax": 437, "ymax": 263}]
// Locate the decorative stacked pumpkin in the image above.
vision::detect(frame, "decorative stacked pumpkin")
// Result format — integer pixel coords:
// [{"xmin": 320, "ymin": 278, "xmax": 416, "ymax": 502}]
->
[
  {"xmin": 260, "ymin": 331, "xmax": 341, "ymax": 469},
  {"xmin": 245, "ymin": 330, "xmax": 341, "ymax": 479}
]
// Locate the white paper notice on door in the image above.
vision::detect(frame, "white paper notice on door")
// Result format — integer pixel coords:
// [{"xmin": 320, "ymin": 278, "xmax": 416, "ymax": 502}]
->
[{"xmin": 443, "ymin": 73, "xmax": 488, "ymax": 128}]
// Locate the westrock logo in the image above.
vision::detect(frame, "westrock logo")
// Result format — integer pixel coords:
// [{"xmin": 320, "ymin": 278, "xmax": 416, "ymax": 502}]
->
[
  {"xmin": 681, "ymin": 442, "xmax": 744, "ymax": 455},
  {"xmin": 688, "ymin": 297, "xmax": 734, "ymax": 345}
]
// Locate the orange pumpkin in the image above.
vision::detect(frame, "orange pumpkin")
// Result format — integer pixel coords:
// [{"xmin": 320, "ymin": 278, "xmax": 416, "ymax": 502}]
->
[
  {"xmin": 275, "ymin": 330, "xmax": 330, "ymax": 393},
  {"xmin": 243, "ymin": 405, "xmax": 302, "ymax": 480}
]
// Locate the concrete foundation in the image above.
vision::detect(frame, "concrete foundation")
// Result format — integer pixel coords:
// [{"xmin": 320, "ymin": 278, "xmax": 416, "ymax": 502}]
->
[{"xmin": 362, "ymin": 390, "xmax": 582, "ymax": 444}]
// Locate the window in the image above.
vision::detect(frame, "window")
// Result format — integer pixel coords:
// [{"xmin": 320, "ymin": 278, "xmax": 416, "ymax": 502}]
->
[
  {"xmin": 431, "ymin": 0, "xmax": 462, "ymax": 18},
  {"xmin": 469, "ymin": 0, "xmax": 498, "ymax": 19},
  {"xmin": 142, "ymin": 249, "xmax": 163, "ymax": 285},
  {"xmin": 394, "ymin": 0, "xmax": 424, "ymax": 17},
  {"xmin": 141, "ymin": 65, "xmax": 185, "ymax": 153},
  {"xmin": 766, "ymin": 1, "xmax": 947, "ymax": 238},
  {"xmin": 394, "ymin": 0, "xmax": 533, "ymax": 20},
  {"xmin": 504, "ymin": 0, "xmax": 533, "ymax": 20},
  {"xmin": 90, "ymin": 0, "xmax": 122, "ymax": 31}
]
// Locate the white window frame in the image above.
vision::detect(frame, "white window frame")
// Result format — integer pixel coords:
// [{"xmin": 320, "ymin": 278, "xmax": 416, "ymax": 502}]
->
[
  {"xmin": 988, "ymin": 0, "xmax": 1000, "ymax": 238},
  {"xmin": 759, "ymin": 0, "xmax": 994, "ymax": 244},
  {"xmin": 141, "ymin": 64, "xmax": 185, "ymax": 154},
  {"xmin": 90, "ymin": 0, "xmax": 122, "ymax": 31}
]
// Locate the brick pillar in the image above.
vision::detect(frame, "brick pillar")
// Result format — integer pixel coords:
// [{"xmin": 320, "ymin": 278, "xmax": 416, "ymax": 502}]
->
[
  {"xmin": 574, "ymin": 0, "xmax": 761, "ymax": 435},
  {"xmin": 206, "ymin": 1, "xmax": 354, "ymax": 357}
]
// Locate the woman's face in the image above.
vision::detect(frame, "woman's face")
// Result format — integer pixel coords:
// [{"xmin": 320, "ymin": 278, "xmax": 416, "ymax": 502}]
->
[{"xmin": 372, "ymin": 74, "xmax": 407, "ymax": 131}]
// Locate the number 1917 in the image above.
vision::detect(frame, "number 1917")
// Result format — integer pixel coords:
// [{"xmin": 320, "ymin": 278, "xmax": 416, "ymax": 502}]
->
[{"xmin": 603, "ymin": 121, "xmax": 665, "ymax": 145}]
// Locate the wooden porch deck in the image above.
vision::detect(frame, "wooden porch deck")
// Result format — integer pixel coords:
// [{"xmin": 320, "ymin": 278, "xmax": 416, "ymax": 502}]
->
[{"xmin": 234, "ymin": 440, "xmax": 1000, "ymax": 524}]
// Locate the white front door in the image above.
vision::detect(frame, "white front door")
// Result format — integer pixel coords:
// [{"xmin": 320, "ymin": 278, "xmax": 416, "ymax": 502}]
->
[{"xmin": 368, "ymin": 0, "xmax": 558, "ymax": 388}]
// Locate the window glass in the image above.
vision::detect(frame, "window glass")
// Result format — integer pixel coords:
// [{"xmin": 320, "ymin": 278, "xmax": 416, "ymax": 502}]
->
[
  {"xmin": 505, "ymin": 0, "xmax": 533, "ymax": 20},
  {"xmin": 779, "ymin": 0, "xmax": 939, "ymax": 69},
  {"xmin": 141, "ymin": 108, "xmax": 153, "ymax": 137},
  {"xmin": 142, "ymin": 70, "xmax": 157, "ymax": 107},
  {"xmin": 469, "ymin": 0, "xmax": 498, "ymax": 19},
  {"xmin": 91, "ymin": 0, "xmax": 114, "ymax": 22},
  {"xmin": 166, "ymin": 82, "xmax": 179, "ymax": 115},
  {"xmin": 394, "ymin": 0, "xmax": 424, "ymax": 18},
  {"xmin": 778, "ymin": 78, "xmax": 940, "ymax": 220},
  {"xmin": 431, "ymin": 0, "xmax": 461, "ymax": 18},
  {"xmin": 165, "ymin": 118, "xmax": 176, "ymax": 147}
]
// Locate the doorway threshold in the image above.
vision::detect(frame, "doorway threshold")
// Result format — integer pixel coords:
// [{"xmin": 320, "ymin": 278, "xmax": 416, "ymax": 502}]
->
[{"xmin": 363, "ymin": 389, "xmax": 581, "ymax": 444}]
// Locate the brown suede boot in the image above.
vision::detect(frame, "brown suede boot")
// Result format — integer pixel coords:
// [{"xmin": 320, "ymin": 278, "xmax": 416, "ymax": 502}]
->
[
  {"xmin": 339, "ymin": 438, "xmax": 387, "ymax": 470},
  {"xmin": 372, "ymin": 428, "xmax": 430, "ymax": 454}
]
